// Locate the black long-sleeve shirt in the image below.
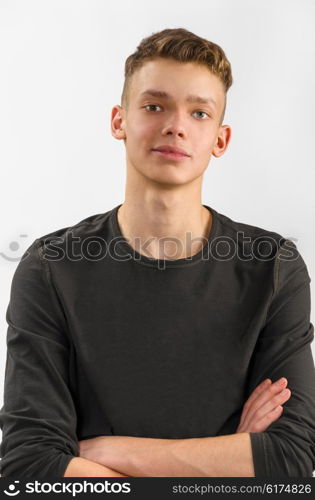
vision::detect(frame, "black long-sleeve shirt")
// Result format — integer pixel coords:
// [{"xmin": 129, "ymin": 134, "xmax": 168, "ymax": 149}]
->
[{"xmin": 1, "ymin": 204, "xmax": 315, "ymax": 477}]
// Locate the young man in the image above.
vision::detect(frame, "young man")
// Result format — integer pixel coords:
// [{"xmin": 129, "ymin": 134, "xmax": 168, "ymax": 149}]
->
[{"xmin": 1, "ymin": 28, "xmax": 314, "ymax": 478}]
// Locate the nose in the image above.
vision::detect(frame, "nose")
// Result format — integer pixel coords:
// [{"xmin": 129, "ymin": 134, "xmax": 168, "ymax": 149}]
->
[{"xmin": 161, "ymin": 113, "xmax": 187, "ymax": 138}]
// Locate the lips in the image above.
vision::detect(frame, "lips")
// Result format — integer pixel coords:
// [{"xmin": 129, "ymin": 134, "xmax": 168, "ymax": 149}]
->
[{"xmin": 152, "ymin": 145, "xmax": 190, "ymax": 157}]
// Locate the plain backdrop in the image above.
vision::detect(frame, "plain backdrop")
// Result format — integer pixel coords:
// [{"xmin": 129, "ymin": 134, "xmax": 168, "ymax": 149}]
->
[{"xmin": 0, "ymin": 0, "xmax": 314, "ymax": 450}]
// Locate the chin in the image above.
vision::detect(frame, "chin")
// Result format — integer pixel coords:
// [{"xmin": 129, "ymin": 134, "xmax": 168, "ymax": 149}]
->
[
  {"xmin": 145, "ymin": 171, "xmax": 200, "ymax": 187},
  {"xmin": 130, "ymin": 161, "xmax": 203, "ymax": 186}
]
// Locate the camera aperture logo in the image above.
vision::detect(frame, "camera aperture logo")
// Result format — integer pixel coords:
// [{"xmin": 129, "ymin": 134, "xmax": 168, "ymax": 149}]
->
[
  {"xmin": 3, "ymin": 481, "xmax": 20, "ymax": 496},
  {"xmin": 3, "ymin": 480, "xmax": 131, "ymax": 496}
]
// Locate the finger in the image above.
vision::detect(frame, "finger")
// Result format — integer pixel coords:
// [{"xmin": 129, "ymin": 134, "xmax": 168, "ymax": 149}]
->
[
  {"xmin": 241, "ymin": 385, "xmax": 290, "ymax": 432},
  {"xmin": 249, "ymin": 405, "xmax": 284, "ymax": 433},
  {"xmin": 237, "ymin": 405, "xmax": 284, "ymax": 434},
  {"xmin": 240, "ymin": 377, "xmax": 288, "ymax": 430},
  {"xmin": 239, "ymin": 378, "xmax": 272, "ymax": 427},
  {"xmin": 240, "ymin": 379, "xmax": 288, "ymax": 430},
  {"xmin": 248, "ymin": 388, "xmax": 291, "ymax": 425}
]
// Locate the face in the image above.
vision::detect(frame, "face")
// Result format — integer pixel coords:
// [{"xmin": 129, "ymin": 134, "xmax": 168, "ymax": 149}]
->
[{"xmin": 111, "ymin": 58, "xmax": 231, "ymax": 187}]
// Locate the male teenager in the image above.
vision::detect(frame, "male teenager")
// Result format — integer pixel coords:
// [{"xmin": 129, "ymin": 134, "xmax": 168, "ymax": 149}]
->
[{"xmin": 1, "ymin": 28, "xmax": 315, "ymax": 478}]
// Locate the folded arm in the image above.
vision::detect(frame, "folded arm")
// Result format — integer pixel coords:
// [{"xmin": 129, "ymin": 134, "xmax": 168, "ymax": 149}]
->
[
  {"xmin": 244, "ymin": 241, "xmax": 315, "ymax": 477},
  {"xmin": 0, "ymin": 240, "xmax": 130, "ymax": 478},
  {"xmin": 79, "ymin": 377, "xmax": 292, "ymax": 476},
  {"xmin": 0, "ymin": 241, "xmax": 80, "ymax": 477},
  {"xmin": 79, "ymin": 432, "xmax": 254, "ymax": 477},
  {"xmin": 64, "ymin": 457, "xmax": 129, "ymax": 477}
]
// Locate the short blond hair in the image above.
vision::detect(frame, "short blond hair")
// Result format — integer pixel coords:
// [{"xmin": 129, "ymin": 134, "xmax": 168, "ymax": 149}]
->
[{"xmin": 121, "ymin": 28, "xmax": 233, "ymax": 124}]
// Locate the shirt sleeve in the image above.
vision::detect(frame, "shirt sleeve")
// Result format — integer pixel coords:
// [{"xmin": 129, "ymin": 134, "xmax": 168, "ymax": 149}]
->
[
  {"xmin": 248, "ymin": 240, "xmax": 315, "ymax": 477},
  {"xmin": 0, "ymin": 239, "xmax": 79, "ymax": 477}
]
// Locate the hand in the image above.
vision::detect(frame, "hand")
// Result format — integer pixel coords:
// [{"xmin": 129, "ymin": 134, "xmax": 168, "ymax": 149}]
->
[{"xmin": 236, "ymin": 377, "xmax": 291, "ymax": 433}]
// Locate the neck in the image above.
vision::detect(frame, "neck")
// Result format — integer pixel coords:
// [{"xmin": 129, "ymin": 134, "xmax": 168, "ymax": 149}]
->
[{"xmin": 117, "ymin": 187, "xmax": 212, "ymax": 261}]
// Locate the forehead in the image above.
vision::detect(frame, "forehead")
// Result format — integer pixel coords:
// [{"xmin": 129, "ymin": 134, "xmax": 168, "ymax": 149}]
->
[{"xmin": 129, "ymin": 58, "xmax": 224, "ymax": 106}]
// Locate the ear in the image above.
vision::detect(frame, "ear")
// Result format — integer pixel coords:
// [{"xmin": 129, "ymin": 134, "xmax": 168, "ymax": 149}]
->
[
  {"xmin": 111, "ymin": 105, "xmax": 126, "ymax": 140},
  {"xmin": 212, "ymin": 125, "xmax": 232, "ymax": 158}
]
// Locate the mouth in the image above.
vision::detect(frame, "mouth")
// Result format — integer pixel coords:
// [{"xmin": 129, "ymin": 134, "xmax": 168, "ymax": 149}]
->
[
  {"xmin": 151, "ymin": 150, "xmax": 190, "ymax": 161},
  {"xmin": 151, "ymin": 145, "xmax": 191, "ymax": 161}
]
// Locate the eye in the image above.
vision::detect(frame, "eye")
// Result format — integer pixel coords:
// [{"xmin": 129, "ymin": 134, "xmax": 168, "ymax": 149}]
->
[
  {"xmin": 192, "ymin": 110, "xmax": 210, "ymax": 119},
  {"xmin": 144, "ymin": 104, "xmax": 162, "ymax": 112},
  {"xmin": 143, "ymin": 105, "xmax": 210, "ymax": 119}
]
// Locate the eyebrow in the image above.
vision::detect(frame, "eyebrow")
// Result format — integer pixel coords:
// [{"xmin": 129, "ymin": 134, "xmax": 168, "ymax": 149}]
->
[{"xmin": 139, "ymin": 89, "xmax": 217, "ymax": 108}]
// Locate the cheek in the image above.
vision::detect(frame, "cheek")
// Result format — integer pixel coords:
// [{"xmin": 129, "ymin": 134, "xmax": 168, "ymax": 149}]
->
[
  {"xmin": 197, "ymin": 132, "xmax": 217, "ymax": 154},
  {"xmin": 127, "ymin": 121, "xmax": 158, "ymax": 152},
  {"xmin": 128, "ymin": 121, "xmax": 153, "ymax": 141}
]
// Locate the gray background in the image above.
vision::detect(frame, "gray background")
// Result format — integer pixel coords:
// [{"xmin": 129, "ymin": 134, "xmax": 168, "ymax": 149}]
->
[{"xmin": 1, "ymin": 0, "xmax": 314, "ymax": 452}]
